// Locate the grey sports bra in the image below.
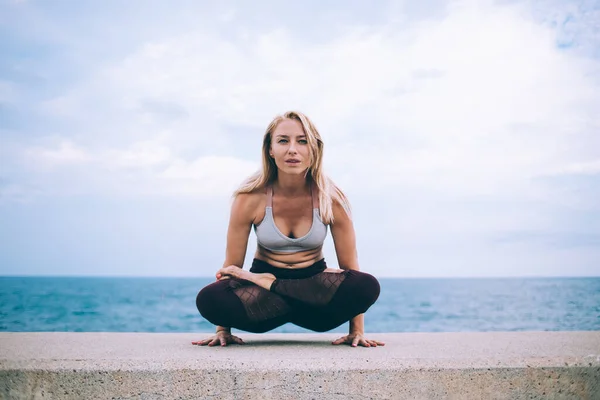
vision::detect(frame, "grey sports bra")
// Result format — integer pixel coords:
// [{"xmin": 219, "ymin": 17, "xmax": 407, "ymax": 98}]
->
[{"xmin": 254, "ymin": 185, "xmax": 328, "ymax": 253}]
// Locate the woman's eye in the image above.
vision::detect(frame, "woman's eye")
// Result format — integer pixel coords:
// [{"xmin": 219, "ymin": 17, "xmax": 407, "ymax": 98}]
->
[
  {"xmin": 278, "ymin": 139, "xmax": 288, "ymax": 143},
  {"xmin": 299, "ymin": 140, "xmax": 308, "ymax": 144}
]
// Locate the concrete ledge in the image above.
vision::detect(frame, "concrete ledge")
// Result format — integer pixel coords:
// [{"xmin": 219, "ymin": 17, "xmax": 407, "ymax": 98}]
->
[{"xmin": 1, "ymin": 332, "xmax": 599, "ymax": 399}]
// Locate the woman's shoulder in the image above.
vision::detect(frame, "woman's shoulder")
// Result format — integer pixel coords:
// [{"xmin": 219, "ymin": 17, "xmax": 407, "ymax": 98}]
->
[
  {"xmin": 233, "ymin": 187, "xmax": 267, "ymax": 208},
  {"xmin": 231, "ymin": 187, "xmax": 267, "ymax": 224},
  {"xmin": 329, "ymin": 185, "xmax": 352, "ymax": 222}
]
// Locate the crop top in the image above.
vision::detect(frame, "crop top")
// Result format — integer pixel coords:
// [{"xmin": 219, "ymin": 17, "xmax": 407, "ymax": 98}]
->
[{"xmin": 254, "ymin": 185, "xmax": 328, "ymax": 253}]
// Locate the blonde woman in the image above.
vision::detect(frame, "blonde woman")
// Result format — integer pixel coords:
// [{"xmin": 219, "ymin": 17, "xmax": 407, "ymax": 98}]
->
[{"xmin": 193, "ymin": 111, "xmax": 383, "ymax": 348}]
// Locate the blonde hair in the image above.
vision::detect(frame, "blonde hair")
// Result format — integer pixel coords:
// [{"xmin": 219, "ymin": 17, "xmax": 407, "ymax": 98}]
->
[{"xmin": 234, "ymin": 111, "xmax": 351, "ymax": 224}]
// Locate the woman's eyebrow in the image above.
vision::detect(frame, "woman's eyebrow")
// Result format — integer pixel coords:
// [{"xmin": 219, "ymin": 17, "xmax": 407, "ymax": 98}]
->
[{"xmin": 274, "ymin": 134, "xmax": 306, "ymax": 138}]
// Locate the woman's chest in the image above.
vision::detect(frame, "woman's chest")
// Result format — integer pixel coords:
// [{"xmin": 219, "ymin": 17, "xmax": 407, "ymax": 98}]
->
[{"xmin": 271, "ymin": 198, "xmax": 314, "ymax": 238}]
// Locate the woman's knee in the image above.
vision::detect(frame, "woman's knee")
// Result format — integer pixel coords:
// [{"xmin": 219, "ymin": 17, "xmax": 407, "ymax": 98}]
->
[
  {"xmin": 196, "ymin": 281, "xmax": 228, "ymax": 321},
  {"xmin": 345, "ymin": 270, "xmax": 381, "ymax": 308}
]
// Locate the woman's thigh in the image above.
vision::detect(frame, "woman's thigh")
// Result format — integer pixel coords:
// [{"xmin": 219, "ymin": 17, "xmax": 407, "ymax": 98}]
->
[
  {"xmin": 289, "ymin": 270, "xmax": 381, "ymax": 332},
  {"xmin": 196, "ymin": 279, "xmax": 293, "ymax": 333}
]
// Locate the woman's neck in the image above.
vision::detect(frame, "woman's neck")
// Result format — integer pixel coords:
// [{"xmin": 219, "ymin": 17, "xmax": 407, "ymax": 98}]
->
[{"xmin": 273, "ymin": 173, "xmax": 311, "ymax": 197}]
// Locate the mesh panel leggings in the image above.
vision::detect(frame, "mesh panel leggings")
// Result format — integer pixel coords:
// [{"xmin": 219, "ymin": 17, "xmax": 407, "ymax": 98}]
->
[{"xmin": 196, "ymin": 258, "xmax": 380, "ymax": 333}]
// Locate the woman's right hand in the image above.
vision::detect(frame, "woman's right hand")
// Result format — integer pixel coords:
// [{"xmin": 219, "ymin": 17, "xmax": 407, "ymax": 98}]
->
[{"xmin": 191, "ymin": 330, "xmax": 245, "ymax": 347}]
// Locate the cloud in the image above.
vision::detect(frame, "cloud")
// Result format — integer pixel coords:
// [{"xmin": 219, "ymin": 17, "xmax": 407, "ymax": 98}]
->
[
  {"xmin": 1, "ymin": 0, "xmax": 599, "ymax": 276},
  {"xmin": 15, "ymin": 139, "xmax": 257, "ymax": 197},
  {"xmin": 24, "ymin": 141, "xmax": 92, "ymax": 167},
  {"xmin": 547, "ymin": 159, "xmax": 600, "ymax": 176},
  {"xmin": 9, "ymin": 0, "xmax": 600, "ymax": 222},
  {"xmin": 158, "ymin": 155, "xmax": 258, "ymax": 196},
  {"xmin": 0, "ymin": 81, "xmax": 19, "ymax": 104},
  {"xmin": 19, "ymin": 0, "xmax": 596, "ymax": 204},
  {"xmin": 105, "ymin": 141, "xmax": 172, "ymax": 169}
]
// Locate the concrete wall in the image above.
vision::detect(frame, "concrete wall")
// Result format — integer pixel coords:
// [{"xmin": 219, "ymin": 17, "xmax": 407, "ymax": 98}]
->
[{"xmin": 1, "ymin": 332, "xmax": 599, "ymax": 399}]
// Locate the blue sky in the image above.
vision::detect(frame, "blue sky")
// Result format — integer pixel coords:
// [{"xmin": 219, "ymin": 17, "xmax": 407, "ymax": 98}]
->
[{"xmin": 1, "ymin": 0, "xmax": 599, "ymax": 277}]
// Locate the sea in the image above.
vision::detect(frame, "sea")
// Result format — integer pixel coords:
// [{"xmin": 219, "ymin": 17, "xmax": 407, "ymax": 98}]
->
[{"xmin": 1, "ymin": 277, "xmax": 599, "ymax": 334}]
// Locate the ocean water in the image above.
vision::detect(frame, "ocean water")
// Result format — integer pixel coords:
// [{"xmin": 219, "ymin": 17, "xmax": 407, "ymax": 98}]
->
[{"xmin": 1, "ymin": 277, "xmax": 599, "ymax": 334}]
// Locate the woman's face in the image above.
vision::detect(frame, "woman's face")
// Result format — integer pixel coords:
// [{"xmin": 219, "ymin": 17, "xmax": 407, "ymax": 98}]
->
[{"xmin": 269, "ymin": 118, "xmax": 311, "ymax": 175}]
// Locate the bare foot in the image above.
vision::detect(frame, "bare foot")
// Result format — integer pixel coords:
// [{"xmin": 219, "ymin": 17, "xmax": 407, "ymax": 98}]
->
[
  {"xmin": 217, "ymin": 266, "xmax": 276, "ymax": 291},
  {"xmin": 252, "ymin": 273, "xmax": 276, "ymax": 290}
]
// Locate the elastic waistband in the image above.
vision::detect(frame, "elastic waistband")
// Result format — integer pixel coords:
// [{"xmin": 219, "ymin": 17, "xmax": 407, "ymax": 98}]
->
[{"xmin": 250, "ymin": 258, "xmax": 327, "ymax": 279}]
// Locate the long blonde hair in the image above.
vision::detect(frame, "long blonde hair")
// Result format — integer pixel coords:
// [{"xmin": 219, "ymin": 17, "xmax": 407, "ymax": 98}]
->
[{"xmin": 234, "ymin": 111, "xmax": 351, "ymax": 224}]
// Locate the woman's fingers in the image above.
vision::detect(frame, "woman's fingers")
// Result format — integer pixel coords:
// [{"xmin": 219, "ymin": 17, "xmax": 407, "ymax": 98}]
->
[
  {"xmin": 195, "ymin": 334, "xmax": 379, "ymax": 348},
  {"xmin": 196, "ymin": 334, "xmax": 381, "ymax": 348},
  {"xmin": 192, "ymin": 332, "xmax": 246, "ymax": 347},
  {"xmin": 216, "ymin": 267, "xmax": 237, "ymax": 280},
  {"xmin": 232, "ymin": 335, "xmax": 245, "ymax": 344},
  {"xmin": 331, "ymin": 336, "xmax": 347, "ymax": 345},
  {"xmin": 332, "ymin": 335, "xmax": 367, "ymax": 347},
  {"xmin": 331, "ymin": 335, "xmax": 384, "ymax": 347},
  {"xmin": 361, "ymin": 339, "xmax": 384, "ymax": 347}
]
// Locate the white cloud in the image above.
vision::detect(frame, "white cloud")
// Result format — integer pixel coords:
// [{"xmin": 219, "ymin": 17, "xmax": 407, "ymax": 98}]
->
[
  {"xmin": 2, "ymin": 0, "xmax": 599, "ymax": 276},
  {"xmin": 159, "ymin": 156, "xmax": 258, "ymax": 196},
  {"xmin": 18, "ymin": 140, "xmax": 257, "ymax": 198},
  {"xmin": 14, "ymin": 0, "xmax": 600, "ymax": 231},
  {"xmin": 105, "ymin": 141, "xmax": 172, "ymax": 169},
  {"xmin": 25, "ymin": 141, "xmax": 93, "ymax": 167},
  {"xmin": 0, "ymin": 80, "xmax": 19, "ymax": 103},
  {"xmin": 547, "ymin": 159, "xmax": 600, "ymax": 176},
  {"xmin": 28, "ymin": 0, "xmax": 597, "ymax": 204},
  {"xmin": 219, "ymin": 8, "xmax": 237, "ymax": 23}
]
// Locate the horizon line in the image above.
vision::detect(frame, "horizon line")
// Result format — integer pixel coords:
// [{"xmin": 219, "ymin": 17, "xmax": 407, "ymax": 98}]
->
[{"xmin": 1, "ymin": 274, "xmax": 599, "ymax": 279}]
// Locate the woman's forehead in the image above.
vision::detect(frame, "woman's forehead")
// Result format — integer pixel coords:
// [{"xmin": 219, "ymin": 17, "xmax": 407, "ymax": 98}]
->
[{"xmin": 273, "ymin": 119, "xmax": 305, "ymax": 136}]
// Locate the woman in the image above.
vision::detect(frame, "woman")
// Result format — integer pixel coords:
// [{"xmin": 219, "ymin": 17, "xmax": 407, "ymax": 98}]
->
[{"xmin": 193, "ymin": 111, "xmax": 383, "ymax": 348}]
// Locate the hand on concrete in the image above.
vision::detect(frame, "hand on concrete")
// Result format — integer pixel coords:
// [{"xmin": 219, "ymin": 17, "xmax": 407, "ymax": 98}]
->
[
  {"xmin": 332, "ymin": 333, "xmax": 385, "ymax": 348},
  {"xmin": 191, "ymin": 331, "xmax": 245, "ymax": 347}
]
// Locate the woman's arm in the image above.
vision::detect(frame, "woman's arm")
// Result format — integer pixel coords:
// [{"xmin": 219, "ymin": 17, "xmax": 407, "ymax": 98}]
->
[
  {"xmin": 330, "ymin": 200, "xmax": 383, "ymax": 347},
  {"xmin": 221, "ymin": 193, "xmax": 257, "ymax": 269},
  {"xmin": 213, "ymin": 193, "xmax": 258, "ymax": 338},
  {"xmin": 330, "ymin": 200, "xmax": 359, "ymax": 271}
]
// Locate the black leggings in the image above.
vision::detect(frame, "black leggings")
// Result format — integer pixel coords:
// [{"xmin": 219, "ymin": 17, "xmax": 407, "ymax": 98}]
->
[{"xmin": 196, "ymin": 259, "xmax": 380, "ymax": 333}]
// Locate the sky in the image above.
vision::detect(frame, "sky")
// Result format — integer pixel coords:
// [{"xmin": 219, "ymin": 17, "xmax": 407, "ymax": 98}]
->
[{"xmin": 0, "ymin": 0, "xmax": 599, "ymax": 278}]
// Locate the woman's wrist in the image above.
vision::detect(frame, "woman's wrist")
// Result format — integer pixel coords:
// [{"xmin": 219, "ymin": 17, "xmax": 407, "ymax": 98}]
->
[
  {"xmin": 216, "ymin": 326, "xmax": 230, "ymax": 334},
  {"xmin": 349, "ymin": 314, "xmax": 364, "ymax": 334}
]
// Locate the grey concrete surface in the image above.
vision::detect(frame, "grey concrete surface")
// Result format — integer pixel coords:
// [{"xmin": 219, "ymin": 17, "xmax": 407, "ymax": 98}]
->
[{"xmin": 1, "ymin": 332, "xmax": 599, "ymax": 399}]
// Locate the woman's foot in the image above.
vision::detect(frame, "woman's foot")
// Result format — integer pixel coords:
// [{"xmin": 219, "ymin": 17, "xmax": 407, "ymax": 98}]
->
[{"xmin": 217, "ymin": 266, "xmax": 276, "ymax": 291}]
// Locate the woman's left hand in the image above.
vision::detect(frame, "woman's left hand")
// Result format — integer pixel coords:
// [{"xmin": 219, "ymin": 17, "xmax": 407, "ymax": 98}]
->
[{"xmin": 332, "ymin": 332, "xmax": 385, "ymax": 348}]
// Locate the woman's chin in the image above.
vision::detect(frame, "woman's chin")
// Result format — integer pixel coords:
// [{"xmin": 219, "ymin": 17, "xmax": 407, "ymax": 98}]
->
[{"xmin": 279, "ymin": 167, "xmax": 308, "ymax": 176}]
